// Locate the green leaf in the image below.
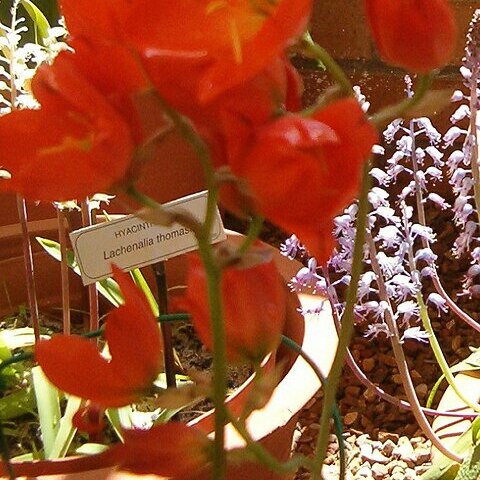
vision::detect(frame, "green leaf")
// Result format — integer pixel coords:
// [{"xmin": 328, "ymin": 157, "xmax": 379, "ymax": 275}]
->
[
  {"xmin": 106, "ymin": 406, "xmax": 133, "ymax": 442},
  {"xmin": 11, "ymin": 453, "xmax": 34, "ymax": 462},
  {"xmin": 130, "ymin": 269, "xmax": 159, "ymax": 317},
  {"xmin": 0, "ymin": 387, "xmax": 35, "ymax": 420},
  {"xmin": 48, "ymin": 395, "xmax": 83, "ymax": 459},
  {"xmin": 427, "ymin": 349, "xmax": 480, "ymax": 408},
  {"xmin": 75, "ymin": 443, "xmax": 108, "ymax": 456},
  {"xmin": 421, "ymin": 417, "xmax": 480, "ymax": 480},
  {"xmin": 455, "ymin": 442, "xmax": 480, "ymax": 480},
  {"xmin": 36, "ymin": 237, "xmax": 123, "ymax": 307},
  {"xmin": 31, "ymin": 366, "xmax": 61, "ymax": 459},
  {"xmin": 20, "ymin": 0, "xmax": 51, "ymax": 44}
]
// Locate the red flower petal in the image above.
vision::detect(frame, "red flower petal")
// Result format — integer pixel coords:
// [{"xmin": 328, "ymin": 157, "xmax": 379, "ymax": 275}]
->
[
  {"xmin": 231, "ymin": 98, "xmax": 378, "ymax": 263},
  {"xmin": 59, "ymin": 0, "xmax": 130, "ymax": 41},
  {"xmin": 127, "ymin": 0, "xmax": 312, "ymax": 103},
  {"xmin": 35, "ymin": 336, "xmax": 138, "ymax": 407},
  {"xmin": 108, "ymin": 266, "xmax": 163, "ymax": 388},
  {"xmin": 114, "ymin": 423, "xmax": 211, "ymax": 478},
  {"xmin": 186, "ymin": 248, "xmax": 286, "ymax": 363},
  {"xmin": 72, "ymin": 405, "xmax": 106, "ymax": 435},
  {"xmin": 35, "ymin": 267, "xmax": 163, "ymax": 407},
  {"xmin": 364, "ymin": 0, "xmax": 457, "ymax": 73},
  {"xmin": 0, "ymin": 51, "xmax": 133, "ymax": 202}
]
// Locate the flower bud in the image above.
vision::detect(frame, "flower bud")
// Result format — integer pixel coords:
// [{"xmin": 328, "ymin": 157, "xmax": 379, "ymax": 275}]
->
[
  {"xmin": 364, "ymin": 0, "xmax": 457, "ymax": 73},
  {"xmin": 185, "ymin": 246, "xmax": 286, "ymax": 363}
]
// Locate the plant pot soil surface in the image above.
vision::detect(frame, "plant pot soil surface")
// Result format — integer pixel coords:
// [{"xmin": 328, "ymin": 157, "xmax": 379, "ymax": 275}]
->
[{"xmin": 225, "ymin": 210, "xmax": 480, "ymax": 480}]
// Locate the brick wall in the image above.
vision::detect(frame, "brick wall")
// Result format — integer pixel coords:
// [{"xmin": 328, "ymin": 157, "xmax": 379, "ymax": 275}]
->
[{"xmin": 302, "ymin": 0, "xmax": 480, "ymax": 130}]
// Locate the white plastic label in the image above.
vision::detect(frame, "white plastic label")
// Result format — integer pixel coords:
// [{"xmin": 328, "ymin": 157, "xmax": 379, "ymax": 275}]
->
[{"xmin": 70, "ymin": 191, "xmax": 226, "ymax": 285}]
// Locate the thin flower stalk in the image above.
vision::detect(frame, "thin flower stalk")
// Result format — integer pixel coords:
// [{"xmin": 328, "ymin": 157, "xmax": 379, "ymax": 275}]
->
[
  {"xmin": 405, "ymin": 104, "xmax": 480, "ymax": 332},
  {"xmin": 312, "ymin": 161, "xmax": 371, "ymax": 479},
  {"xmin": 6, "ymin": 0, "xmax": 40, "ymax": 341},
  {"xmin": 324, "ymin": 263, "xmax": 478, "ymax": 419},
  {"xmin": 296, "ymin": 37, "xmax": 353, "ymax": 97},
  {"xmin": 56, "ymin": 207, "xmax": 70, "ymax": 335},
  {"xmin": 365, "ymin": 229, "xmax": 462, "ymax": 462},
  {"xmin": 81, "ymin": 199, "xmax": 99, "ymax": 332},
  {"xmin": 400, "ymin": 203, "xmax": 480, "ymax": 414},
  {"xmin": 126, "ymin": 112, "xmax": 229, "ymax": 479}
]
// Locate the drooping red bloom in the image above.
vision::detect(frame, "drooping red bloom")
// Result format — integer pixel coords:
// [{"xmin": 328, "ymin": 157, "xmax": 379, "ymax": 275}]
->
[
  {"xmin": 0, "ymin": 51, "xmax": 133, "ymax": 202},
  {"xmin": 112, "ymin": 423, "xmax": 211, "ymax": 478},
  {"xmin": 230, "ymin": 98, "xmax": 378, "ymax": 263},
  {"xmin": 185, "ymin": 246, "xmax": 286, "ymax": 363},
  {"xmin": 127, "ymin": 0, "xmax": 312, "ymax": 103},
  {"xmin": 364, "ymin": 0, "xmax": 457, "ymax": 73},
  {"xmin": 72, "ymin": 404, "xmax": 106, "ymax": 436},
  {"xmin": 35, "ymin": 266, "xmax": 163, "ymax": 407},
  {"xmin": 59, "ymin": 0, "xmax": 131, "ymax": 42}
]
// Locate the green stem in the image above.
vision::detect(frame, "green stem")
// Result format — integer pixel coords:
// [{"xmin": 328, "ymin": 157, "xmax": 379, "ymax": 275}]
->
[
  {"xmin": 235, "ymin": 215, "xmax": 264, "ymax": 257},
  {"xmin": 199, "ymin": 252, "xmax": 227, "ymax": 480},
  {"xmin": 370, "ymin": 74, "xmax": 433, "ymax": 129},
  {"xmin": 297, "ymin": 37, "xmax": 353, "ymax": 96},
  {"xmin": 281, "ymin": 336, "xmax": 346, "ymax": 480},
  {"xmin": 144, "ymin": 94, "xmax": 218, "ymax": 241},
  {"xmin": 227, "ymin": 410, "xmax": 312, "ymax": 474},
  {"xmin": 126, "ymin": 185, "xmax": 203, "ymax": 236},
  {"xmin": 311, "ymin": 161, "xmax": 371, "ymax": 479}
]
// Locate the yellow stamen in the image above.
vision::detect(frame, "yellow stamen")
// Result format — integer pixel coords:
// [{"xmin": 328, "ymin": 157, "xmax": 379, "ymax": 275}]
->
[
  {"xmin": 229, "ymin": 19, "xmax": 243, "ymax": 64},
  {"xmin": 39, "ymin": 135, "xmax": 92, "ymax": 156},
  {"xmin": 206, "ymin": 0, "xmax": 227, "ymax": 14}
]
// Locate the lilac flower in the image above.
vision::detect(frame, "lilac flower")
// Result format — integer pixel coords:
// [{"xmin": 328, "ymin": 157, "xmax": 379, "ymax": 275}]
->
[
  {"xmin": 358, "ymin": 271, "xmax": 377, "ymax": 300},
  {"xmin": 377, "ymin": 252, "xmax": 405, "ymax": 279},
  {"xmin": 424, "ymin": 166, "xmax": 443, "ymax": 182},
  {"xmin": 401, "ymin": 327, "xmax": 430, "ymax": 344},
  {"xmin": 370, "ymin": 167, "xmax": 390, "ymax": 186},
  {"xmin": 450, "ymin": 104, "xmax": 470, "ymax": 123},
  {"xmin": 290, "ymin": 257, "xmax": 322, "ymax": 292},
  {"xmin": 443, "ymin": 126, "xmax": 466, "ymax": 147},
  {"xmin": 280, "ymin": 234, "xmax": 304, "ymax": 259},
  {"xmin": 383, "ymin": 119, "xmax": 403, "ymax": 143},
  {"xmin": 451, "ymin": 90, "xmax": 464, "ymax": 102},
  {"xmin": 447, "ymin": 151, "xmax": 465, "ymax": 173},
  {"xmin": 363, "ymin": 322, "xmax": 392, "ymax": 339},
  {"xmin": 427, "ymin": 193, "xmax": 450, "ymax": 210},
  {"xmin": 375, "ymin": 225, "xmax": 403, "ymax": 248},
  {"xmin": 415, "ymin": 247, "xmax": 437, "ymax": 264},
  {"xmin": 425, "ymin": 146, "xmax": 444, "ymax": 166},
  {"xmin": 395, "ymin": 300, "xmax": 420, "ymax": 325},
  {"xmin": 387, "ymin": 274, "xmax": 418, "ymax": 301},
  {"xmin": 368, "ymin": 187, "xmax": 389, "ymax": 208},
  {"xmin": 427, "ymin": 292, "xmax": 449, "ymax": 314},
  {"xmin": 416, "ymin": 118, "xmax": 441, "ymax": 143}
]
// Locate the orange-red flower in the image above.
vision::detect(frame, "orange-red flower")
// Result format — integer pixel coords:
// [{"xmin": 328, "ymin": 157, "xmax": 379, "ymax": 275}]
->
[
  {"xmin": 127, "ymin": 0, "xmax": 312, "ymax": 103},
  {"xmin": 364, "ymin": 0, "xmax": 457, "ymax": 73},
  {"xmin": 112, "ymin": 423, "xmax": 211, "ymax": 478},
  {"xmin": 185, "ymin": 247, "xmax": 286, "ymax": 363},
  {"xmin": 72, "ymin": 405, "xmax": 106, "ymax": 436},
  {"xmin": 35, "ymin": 266, "xmax": 163, "ymax": 407},
  {"xmin": 230, "ymin": 98, "xmax": 378, "ymax": 263},
  {"xmin": 0, "ymin": 51, "xmax": 133, "ymax": 202},
  {"xmin": 59, "ymin": 0, "xmax": 131, "ymax": 42}
]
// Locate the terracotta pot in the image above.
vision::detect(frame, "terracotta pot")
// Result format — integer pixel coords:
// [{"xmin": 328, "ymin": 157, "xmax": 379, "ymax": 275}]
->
[{"xmin": 0, "ymin": 231, "xmax": 338, "ymax": 480}]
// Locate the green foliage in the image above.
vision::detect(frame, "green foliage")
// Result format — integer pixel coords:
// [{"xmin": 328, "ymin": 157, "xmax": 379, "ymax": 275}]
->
[
  {"xmin": 37, "ymin": 237, "xmax": 123, "ymax": 307},
  {"xmin": 422, "ymin": 417, "xmax": 480, "ymax": 480},
  {"xmin": 427, "ymin": 348, "xmax": 480, "ymax": 408},
  {"xmin": 20, "ymin": 0, "xmax": 50, "ymax": 43}
]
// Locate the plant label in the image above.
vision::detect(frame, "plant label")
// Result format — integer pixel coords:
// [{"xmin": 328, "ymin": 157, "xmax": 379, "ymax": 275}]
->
[{"xmin": 70, "ymin": 191, "xmax": 226, "ymax": 285}]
